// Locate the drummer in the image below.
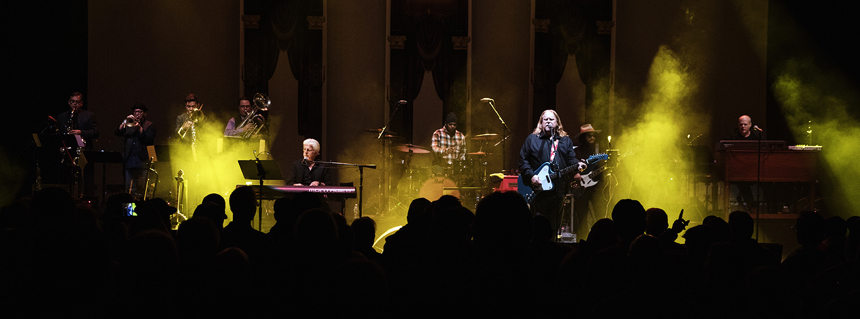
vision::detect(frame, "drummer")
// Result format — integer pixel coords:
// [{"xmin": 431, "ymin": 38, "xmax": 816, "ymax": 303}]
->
[{"xmin": 431, "ymin": 112, "xmax": 466, "ymax": 166}]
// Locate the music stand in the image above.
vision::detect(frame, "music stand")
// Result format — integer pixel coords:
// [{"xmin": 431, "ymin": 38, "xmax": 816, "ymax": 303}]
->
[
  {"xmin": 83, "ymin": 151, "xmax": 123, "ymax": 206},
  {"xmin": 238, "ymin": 160, "xmax": 284, "ymax": 230}
]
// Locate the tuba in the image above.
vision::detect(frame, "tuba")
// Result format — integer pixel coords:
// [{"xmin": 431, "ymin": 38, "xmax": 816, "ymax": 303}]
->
[{"xmin": 236, "ymin": 93, "xmax": 270, "ymax": 138}]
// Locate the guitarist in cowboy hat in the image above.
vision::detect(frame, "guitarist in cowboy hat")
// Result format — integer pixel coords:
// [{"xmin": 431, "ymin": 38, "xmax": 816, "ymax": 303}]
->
[{"xmin": 572, "ymin": 124, "xmax": 605, "ymax": 238}]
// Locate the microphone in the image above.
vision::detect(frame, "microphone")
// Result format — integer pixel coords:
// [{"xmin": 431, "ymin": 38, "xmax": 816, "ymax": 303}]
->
[
  {"xmin": 398, "ymin": 100, "xmax": 407, "ymax": 105},
  {"xmin": 302, "ymin": 156, "xmax": 309, "ymax": 164},
  {"xmin": 753, "ymin": 125, "xmax": 763, "ymax": 132},
  {"xmin": 480, "ymin": 98, "xmax": 493, "ymax": 102}
]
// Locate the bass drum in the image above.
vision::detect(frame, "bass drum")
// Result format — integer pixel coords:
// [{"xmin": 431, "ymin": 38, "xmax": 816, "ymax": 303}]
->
[{"xmin": 418, "ymin": 176, "xmax": 459, "ymax": 201}]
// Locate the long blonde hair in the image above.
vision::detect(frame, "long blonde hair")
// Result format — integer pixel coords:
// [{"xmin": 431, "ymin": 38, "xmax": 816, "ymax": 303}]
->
[{"xmin": 532, "ymin": 109, "xmax": 568, "ymax": 137}]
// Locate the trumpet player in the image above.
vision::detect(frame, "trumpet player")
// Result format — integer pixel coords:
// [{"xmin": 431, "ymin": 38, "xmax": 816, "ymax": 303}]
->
[
  {"xmin": 224, "ymin": 96, "xmax": 253, "ymax": 137},
  {"xmin": 115, "ymin": 102, "xmax": 156, "ymax": 198},
  {"xmin": 175, "ymin": 93, "xmax": 204, "ymax": 141}
]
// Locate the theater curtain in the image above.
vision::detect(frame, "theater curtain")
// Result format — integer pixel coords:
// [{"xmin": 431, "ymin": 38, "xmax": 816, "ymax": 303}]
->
[
  {"xmin": 390, "ymin": 0, "xmax": 469, "ymax": 143},
  {"xmin": 244, "ymin": 0, "xmax": 323, "ymax": 139},
  {"xmin": 533, "ymin": 0, "xmax": 611, "ymax": 124}
]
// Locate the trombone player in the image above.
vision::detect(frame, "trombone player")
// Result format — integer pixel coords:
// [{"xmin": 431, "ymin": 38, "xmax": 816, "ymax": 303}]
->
[
  {"xmin": 115, "ymin": 102, "xmax": 156, "ymax": 198},
  {"xmin": 175, "ymin": 93, "xmax": 204, "ymax": 142},
  {"xmin": 224, "ymin": 96, "xmax": 253, "ymax": 137}
]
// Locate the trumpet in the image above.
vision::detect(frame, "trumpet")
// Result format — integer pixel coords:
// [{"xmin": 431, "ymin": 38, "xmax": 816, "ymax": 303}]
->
[{"xmin": 125, "ymin": 115, "xmax": 137, "ymax": 127}]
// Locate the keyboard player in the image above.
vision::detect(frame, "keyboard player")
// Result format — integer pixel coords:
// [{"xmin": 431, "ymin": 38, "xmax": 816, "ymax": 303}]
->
[{"xmin": 288, "ymin": 138, "xmax": 334, "ymax": 186}]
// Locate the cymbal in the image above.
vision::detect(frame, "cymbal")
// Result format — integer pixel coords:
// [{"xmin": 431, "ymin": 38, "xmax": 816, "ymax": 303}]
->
[
  {"xmin": 471, "ymin": 133, "xmax": 499, "ymax": 141},
  {"xmin": 468, "ymin": 151, "xmax": 492, "ymax": 156},
  {"xmin": 391, "ymin": 144, "xmax": 430, "ymax": 154}
]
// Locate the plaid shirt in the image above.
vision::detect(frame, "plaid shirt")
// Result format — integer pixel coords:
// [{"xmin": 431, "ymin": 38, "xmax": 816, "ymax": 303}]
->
[{"xmin": 432, "ymin": 127, "xmax": 466, "ymax": 164}]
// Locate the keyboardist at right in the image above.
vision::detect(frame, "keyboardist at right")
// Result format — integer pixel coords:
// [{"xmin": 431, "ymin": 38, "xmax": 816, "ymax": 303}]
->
[{"xmin": 288, "ymin": 138, "xmax": 334, "ymax": 186}]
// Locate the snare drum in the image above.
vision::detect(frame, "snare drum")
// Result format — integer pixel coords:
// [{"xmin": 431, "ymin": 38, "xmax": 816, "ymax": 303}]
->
[{"xmin": 419, "ymin": 176, "xmax": 460, "ymax": 201}]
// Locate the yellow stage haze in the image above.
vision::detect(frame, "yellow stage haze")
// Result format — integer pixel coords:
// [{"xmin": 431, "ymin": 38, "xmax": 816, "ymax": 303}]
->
[
  {"xmin": 167, "ymin": 114, "xmax": 281, "ymax": 227},
  {"xmin": 773, "ymin": 60, "xmax": 860, "ymax": 217},
  {"xmin": 611, "ymin": 46, "xmax": 708, "ymax": 222}
]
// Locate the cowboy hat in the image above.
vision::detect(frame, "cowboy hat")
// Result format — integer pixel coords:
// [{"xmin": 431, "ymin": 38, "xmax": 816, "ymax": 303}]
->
[{"xmin": 574, "ymin": 124, "xmax": 602, "ymax": 139}]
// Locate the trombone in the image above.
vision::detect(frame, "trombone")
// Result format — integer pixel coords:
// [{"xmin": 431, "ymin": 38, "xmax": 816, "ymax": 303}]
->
[{"xmin": 177, "ymin": 104, "xmax": 204, "ymax": 139}]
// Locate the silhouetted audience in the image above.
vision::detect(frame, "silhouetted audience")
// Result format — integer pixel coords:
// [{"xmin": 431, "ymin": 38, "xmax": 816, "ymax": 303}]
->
[{"xmin": 5, "ymin": 186, "xmax": 859, "ymax": 318}]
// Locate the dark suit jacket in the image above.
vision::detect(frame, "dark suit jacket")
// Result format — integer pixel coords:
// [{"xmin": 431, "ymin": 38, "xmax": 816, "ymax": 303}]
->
[
  {"xmin": 56, "ymin": 109, "xmax": 99, "ymax": 149},
  {"xmin": 115, "ymin": 120, "xmax": 156, "ymax": 168}
]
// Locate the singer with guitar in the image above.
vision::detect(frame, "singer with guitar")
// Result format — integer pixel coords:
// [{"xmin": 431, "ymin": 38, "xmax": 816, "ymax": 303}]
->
[
  {"xmin": 288, "ymin": 138, "xmax": 333, "ymax": 186},
  {"xmin": 518, "ymin": 109, "xmax": 581, "ymax": 233}
]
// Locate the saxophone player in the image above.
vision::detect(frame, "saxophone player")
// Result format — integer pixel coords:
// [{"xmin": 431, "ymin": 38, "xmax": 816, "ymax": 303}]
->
[
  {"xmin": 55, "ymin": 92, "xmax": 99, "ymax": 197},
  {"xmin": 57, "ymin": 92, "xmax": 99, "ymax": 149},
  {"xmin": 224, "ymin": 97, "xmax": 253, "ymax": 137}
]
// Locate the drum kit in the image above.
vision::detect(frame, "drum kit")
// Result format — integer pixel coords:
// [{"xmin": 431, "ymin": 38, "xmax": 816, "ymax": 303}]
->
[{"xmin": 364, "ymin": 127, "xmax": 501, "ymax": 208}]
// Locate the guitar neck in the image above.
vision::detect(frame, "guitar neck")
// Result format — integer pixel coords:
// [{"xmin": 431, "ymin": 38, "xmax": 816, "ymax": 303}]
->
[{"xmin": 550, "ymin": 164, "xmax": 581, "ymax": 179}]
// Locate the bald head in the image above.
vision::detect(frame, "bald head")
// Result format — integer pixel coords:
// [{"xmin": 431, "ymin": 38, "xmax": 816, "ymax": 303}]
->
[{"xmin": 738, "ymin": 115, "xmax": 752, "ymax": 137}]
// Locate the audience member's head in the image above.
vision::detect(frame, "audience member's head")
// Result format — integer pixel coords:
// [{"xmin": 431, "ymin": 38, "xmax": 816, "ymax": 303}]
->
[
  {"xmin": 429, "ymin": 206, "xmax": 475, "ymax": 252},
  {"xmin": 293, "ymin": 192, "xmax": 324, "ymax": 214},
  {"xmin": 645, "ymin": 207, "xmax": 668, "ymax": 236},
  {"xmin": 432, "ymin": 195, "xmax": 462, "ymax": 214},
  {"xmin": 202, "ymin": 193, "xmax": 226, "ymax": 208},
  {"xmin": 703, "ymin": 215, "xmax": 732, "ymax": 242},
  {"xmin": 473, "ymin": 191, "xmax": 532, "ymax": 250},
  {"xmin": 273, "ymin": 196, "xmax": 291, "ymax": 222},
  {"xmin": 683, "ymin": 224, "xmax": 720, "ymax": 260},
  {"xmin": 586, "ymin": 218, "xmax": 618, "ymax": 250},
  {"xmin": 795, "ymin": 211, "xmax": 825, "ymax": 248},
  {"xmin": 611, "ymin": 199, "xmax": 647, "ymax": 244},
  {"xmin": 406, "ymin": 197, "xmax": 431, "ymax": 224},
  {"xmin": 192, "ymin": 202, "xmax": 228, "ymax": 229},
  {"xmin": 176, "ymin": 216, "xmax": 220, "ymax": 262},
  {"xmin": 351, "ymin": 217, "xmax": 377, "ymax": 250},
  {"xmin": 147, "ymin": 198, "xmax": 176, "ymax": 229},
  {"xmin": 294, "ymin": 208, "xmax": 339, "ymax": 252},
  {"xmin": 728, "ymin": 210, "xmax": 754, "ymax": 241},
  {"xmin": 229, "ymin": 186, "xmax": 257, "ymax": 223}
]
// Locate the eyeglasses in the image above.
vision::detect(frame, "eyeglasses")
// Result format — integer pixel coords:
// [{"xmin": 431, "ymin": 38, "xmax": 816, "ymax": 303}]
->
[{"xmin": 69, "ymin": 100, "xmax": 82, "ymax": 105}]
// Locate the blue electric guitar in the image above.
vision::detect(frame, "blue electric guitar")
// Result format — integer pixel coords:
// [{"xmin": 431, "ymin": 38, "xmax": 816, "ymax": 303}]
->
[{"xmin": 517, "ymin": 153, "xmax": 608, "ymax": 203}]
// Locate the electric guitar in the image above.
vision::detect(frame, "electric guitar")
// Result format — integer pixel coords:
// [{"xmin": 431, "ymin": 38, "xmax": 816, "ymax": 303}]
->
[
  {"xmin": 570, "ymin": 160, "xmax": 607, "ymax": 198},
  {"xmin": 517, "ymin": 153, "xmax": 608, "ymax": 203}
]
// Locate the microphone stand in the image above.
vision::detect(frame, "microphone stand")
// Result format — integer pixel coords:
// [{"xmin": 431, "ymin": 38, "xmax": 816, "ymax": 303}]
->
[
  {"xmin": 378, "ymin": 100, "xmax": 406, "ymax": 215},
  {"xmin": 379, "ymin": 100, "xmax": 406, "ymax": 140},
  {"xmin": 755, "ymin": 127, "xmax": 763, "ymax": 241},
  {"xmin": 315, "ymin": 161, "xmax": 377, "ymax": 217},
  {"xmin": 485, "ymin": 99, "xmax": 512, "ymax": 173},
  {"xmin": 253, "ymin": 152, "xmax": 266, "ymax": 230}
]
